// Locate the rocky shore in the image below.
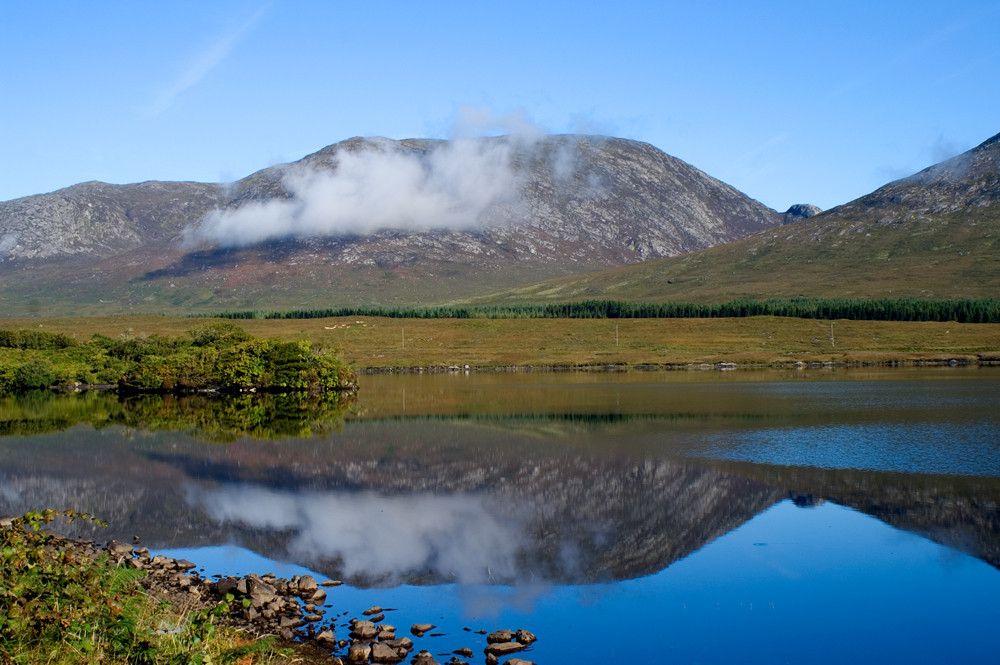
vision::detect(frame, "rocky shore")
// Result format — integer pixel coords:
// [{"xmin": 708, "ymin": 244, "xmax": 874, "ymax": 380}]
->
[{"xmin": 64, "ymin": 535, "xmax": 539, "ymax": 664}]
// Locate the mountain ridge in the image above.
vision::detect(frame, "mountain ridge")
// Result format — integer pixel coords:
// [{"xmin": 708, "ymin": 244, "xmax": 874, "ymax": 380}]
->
[{"xmin": 0, "ymin": 135, "xmax": 783, "ymax": 316}]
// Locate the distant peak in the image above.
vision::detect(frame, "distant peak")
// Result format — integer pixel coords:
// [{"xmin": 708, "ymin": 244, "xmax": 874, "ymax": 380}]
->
[{"xmin": 782, "ymin": 203, "xmax": 822, "ymax": 224}]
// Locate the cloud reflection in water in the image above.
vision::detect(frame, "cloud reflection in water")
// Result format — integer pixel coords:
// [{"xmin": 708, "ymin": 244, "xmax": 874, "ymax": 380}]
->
[{"xmin": 188, "ymin": 484, "xmax": 530, "ymax": 586}]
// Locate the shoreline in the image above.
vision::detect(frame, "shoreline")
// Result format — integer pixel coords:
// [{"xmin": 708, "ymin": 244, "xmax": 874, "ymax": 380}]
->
[
  {"xmin": 357, "ymin": 355, "xmax": 1000, "ymax": 373},
  {"xmin": 0, "ymin": 523, "xmax": 538, "ymax": 665}
]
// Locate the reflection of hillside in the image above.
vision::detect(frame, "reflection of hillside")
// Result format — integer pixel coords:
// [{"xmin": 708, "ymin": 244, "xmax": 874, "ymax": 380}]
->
[
  {"xmin": 2, "ymin": 415, "xmax": 998, "ymax": 585},
  {"xmin": 703, "ymin": 460, "xmax": 1000, "ymax": 569},
  {"xmin": 0, "ymin": 391, "xmax": 354, "ymax": 441},
  {"xmin": 0, "ymin": 420, "xmax": 783, "ymax": 585}
]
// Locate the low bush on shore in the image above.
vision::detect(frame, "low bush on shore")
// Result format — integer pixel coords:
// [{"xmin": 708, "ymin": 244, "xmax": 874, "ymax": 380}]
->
[{"xmin": 0, "ymin": 323, "xmax": 356, "ymax": 394}]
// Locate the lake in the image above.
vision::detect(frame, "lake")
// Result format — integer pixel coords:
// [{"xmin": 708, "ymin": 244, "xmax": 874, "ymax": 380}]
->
[{"xmin": 1, "ymin": 367, "xmax": 999, "ymax": 663}]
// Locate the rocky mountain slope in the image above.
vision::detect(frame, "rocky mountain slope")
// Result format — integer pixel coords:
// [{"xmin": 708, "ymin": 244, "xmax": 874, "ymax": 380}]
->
[
  {"xmin": 473, "ymin": 130, "xmax": 1000, "ymax": 304},
  {"xmin": 0, "ymin": 135, "xmax": 782, "ymax": 316}
]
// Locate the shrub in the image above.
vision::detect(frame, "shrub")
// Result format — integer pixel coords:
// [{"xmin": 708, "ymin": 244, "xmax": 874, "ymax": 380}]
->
[{"xmin": 14, "ymin": 358, "xmax": 58, "ymax": 388}]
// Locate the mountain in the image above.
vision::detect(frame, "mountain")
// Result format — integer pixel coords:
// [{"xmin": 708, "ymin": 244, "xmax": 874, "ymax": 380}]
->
[
  {"xmin": 472, "ymin": 131, "xmax": 1000, "ymax": 304},
  {"xmin": 0, "ymin": 135, "xmax": 781, "ymax": 316}
]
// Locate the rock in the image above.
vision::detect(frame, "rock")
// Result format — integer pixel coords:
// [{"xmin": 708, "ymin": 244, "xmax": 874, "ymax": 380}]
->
[
  {"xmin": 247, "ymin": 574, "xmax": 277, "ymax": 607},
  {"xmin": 377, "ymin": 624, "xmax": 395, "ymax": 639},
  {"xmin": 322, "ymin": 580, "xmax": 342, "ymax": 587},
  {"xmin": 151, "ymin": 555, "xmax": 174, "ymax": 569},
  {"xmin": 514, "ymin": 629, "xmax": 537, "ymax": 645},
  {"xmin": 383, "ymin": 637, "xmax": 414, "ymax": 652},
  {"xmin": 175, "ymin": 558, "xmax": 196, "ymax": 571},
  {"xmin": 503, "ymin": 660, "xmax": 536, "ymax": 665},
  {"xmin": 484, "ymin": 642, "xmax": 526, "ymax": 657},
  {"xmin": 363, "ymin": 605, "xmax": 384, "ymax": 616},
  {"xmin": 298, "ymin": 574, "xmax": 318, "ymax": 595},
  {"xmin": 411, "ymin": 623, "xmax": 435, "ymax": 637},
  {"xmin": 411, "ymin": 651, "xmax": 441, "ymax": 665},
  {"xmin": 348, "ymin": 643, "xmax": 372, "ymax": 662},
  {"xmin": 371, "ymin": 640, "xmax": 405, "ymax": 663},
  {"xmin": 311, "ymin": 588, "xmax": 328, "ymax": 604},
  {"xmin": 304, "ymin": 613, "xmax": 323, "ymax": 622},
  {"xmin": 485, "ymin": 654, "xmax": 498, "ymax": 665},
  {"xmin": 106, "ymin": 540, "xmax": 134, "ymax": 559},
  {"xmin": 350, "ymin": 620, "xmax": 378, "ymax": 640},
  {"xmin": 279, "ymin": 616, "xmax": 302, "ymax": 629},
  {"xmin": 486, "ymin": 630, "xmax": 512, "ymax": 644},
  {"xmin": 453, "ymin": 648, "xmax": 474, "ymax": 657},
  {"xmin": 370, "ymin": 612, "xmax": 386, "ymax": 623},
  {"xmin": 315, "ymin": 629, "xmax": 337, "ymax": 647},
  {"xmin": 216, "ymin": 577, "xmax": 240, "ymax": 596}
]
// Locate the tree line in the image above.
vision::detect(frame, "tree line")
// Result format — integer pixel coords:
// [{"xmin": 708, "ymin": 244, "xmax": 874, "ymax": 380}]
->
[{"xmin": 209, "ymin": 298, "xmax": 1000, "ymax": 323}]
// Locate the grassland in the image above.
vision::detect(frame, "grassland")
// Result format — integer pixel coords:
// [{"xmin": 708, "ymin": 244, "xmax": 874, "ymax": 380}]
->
[{"xmin": 3, "ymin": 315, "xmax": 999, "ymax": 369}]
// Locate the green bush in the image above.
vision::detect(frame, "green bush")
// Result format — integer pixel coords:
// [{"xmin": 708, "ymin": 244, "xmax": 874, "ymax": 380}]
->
[{"xmin": 14, "ymin": 358, "xmax": 59, "ymax": 388}]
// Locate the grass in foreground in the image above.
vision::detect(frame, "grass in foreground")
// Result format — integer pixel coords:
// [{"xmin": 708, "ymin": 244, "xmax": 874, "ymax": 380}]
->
[{"xmin": 0, "ymin": 510, "xmax": 290, "ymax": 665}]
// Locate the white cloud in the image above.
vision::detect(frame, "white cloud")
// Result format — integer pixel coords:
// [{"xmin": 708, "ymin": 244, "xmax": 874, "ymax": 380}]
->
[{"xmin": 189, "ymin": 107, "xmax": 555, "ymax": 247}]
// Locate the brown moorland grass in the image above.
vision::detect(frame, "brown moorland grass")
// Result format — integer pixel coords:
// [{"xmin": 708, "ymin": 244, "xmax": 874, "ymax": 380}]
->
[{"xmin": 3, "ymin": 315, "xmax": 1000, "ymax": 369}]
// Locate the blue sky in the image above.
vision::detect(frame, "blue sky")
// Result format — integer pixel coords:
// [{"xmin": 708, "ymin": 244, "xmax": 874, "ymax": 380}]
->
[{"xmin": 1, "ymin": 1, "xmax": 998, "ymax": 211}]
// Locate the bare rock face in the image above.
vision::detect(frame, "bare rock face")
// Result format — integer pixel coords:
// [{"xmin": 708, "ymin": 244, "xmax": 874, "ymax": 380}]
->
[{"xmin": 0, "ymin": 180, "xmax": 226, "ymax": 261}]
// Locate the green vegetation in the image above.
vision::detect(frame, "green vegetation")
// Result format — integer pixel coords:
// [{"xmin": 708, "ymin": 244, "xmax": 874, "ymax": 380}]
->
[
  {"xmin": 0, "ymin": 322, "xmax": 356, "ymax": 393},
  {"xmin": 209, "ymin": 297, "xmax": 1000, "ymax": 324},
  {"xmin": 0, "ymin": 509, "xmax": 289, "ymax": 665},
  {"xmin": 0, "ymin": 390, "xmax": 355, "ymax": 441}
]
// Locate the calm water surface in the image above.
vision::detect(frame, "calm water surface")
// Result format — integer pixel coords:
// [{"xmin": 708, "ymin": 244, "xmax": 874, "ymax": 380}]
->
[{"xmin": 1, "ymin": 367, "xmax": 998, "ymax": 663}]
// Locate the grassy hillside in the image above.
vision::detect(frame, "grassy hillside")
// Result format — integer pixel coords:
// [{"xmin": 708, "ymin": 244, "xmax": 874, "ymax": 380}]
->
[{"xmin": 463, "ymin": 205, "xmax": 1000, "ymax": 304}]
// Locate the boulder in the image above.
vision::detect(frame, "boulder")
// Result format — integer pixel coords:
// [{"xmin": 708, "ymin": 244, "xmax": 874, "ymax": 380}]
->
[
  {"xmin": 383, "ymin": 637, "xmax": 414, "ymax": 652},
  {"xmin": 350, "ymin": 620, "xmax": 378, "ymax": 640},
  {"xmin": 411, "ymin": 623, "xmax": 435, "ymax": 636},
  {"xmin": 410, "ymin": 651, "xmax": 441, "ymax": 665},
  {"xmin": 484, "ymin": 642, "xmax": 526, "ymax": 657},
  {"xmin": 371, "ymin": 640, "xmax": 405, "ymax": 663},
  {"xmin": 486, "ymin": 630, "xmax": 512, "ymax": 644},
  {"xmin": 298, "ymin": 574, "xmax": 318, "ymax": 595},
  {"xmin": 348, "ymin": 643, "xmax": 372, "ymax": 662}
]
